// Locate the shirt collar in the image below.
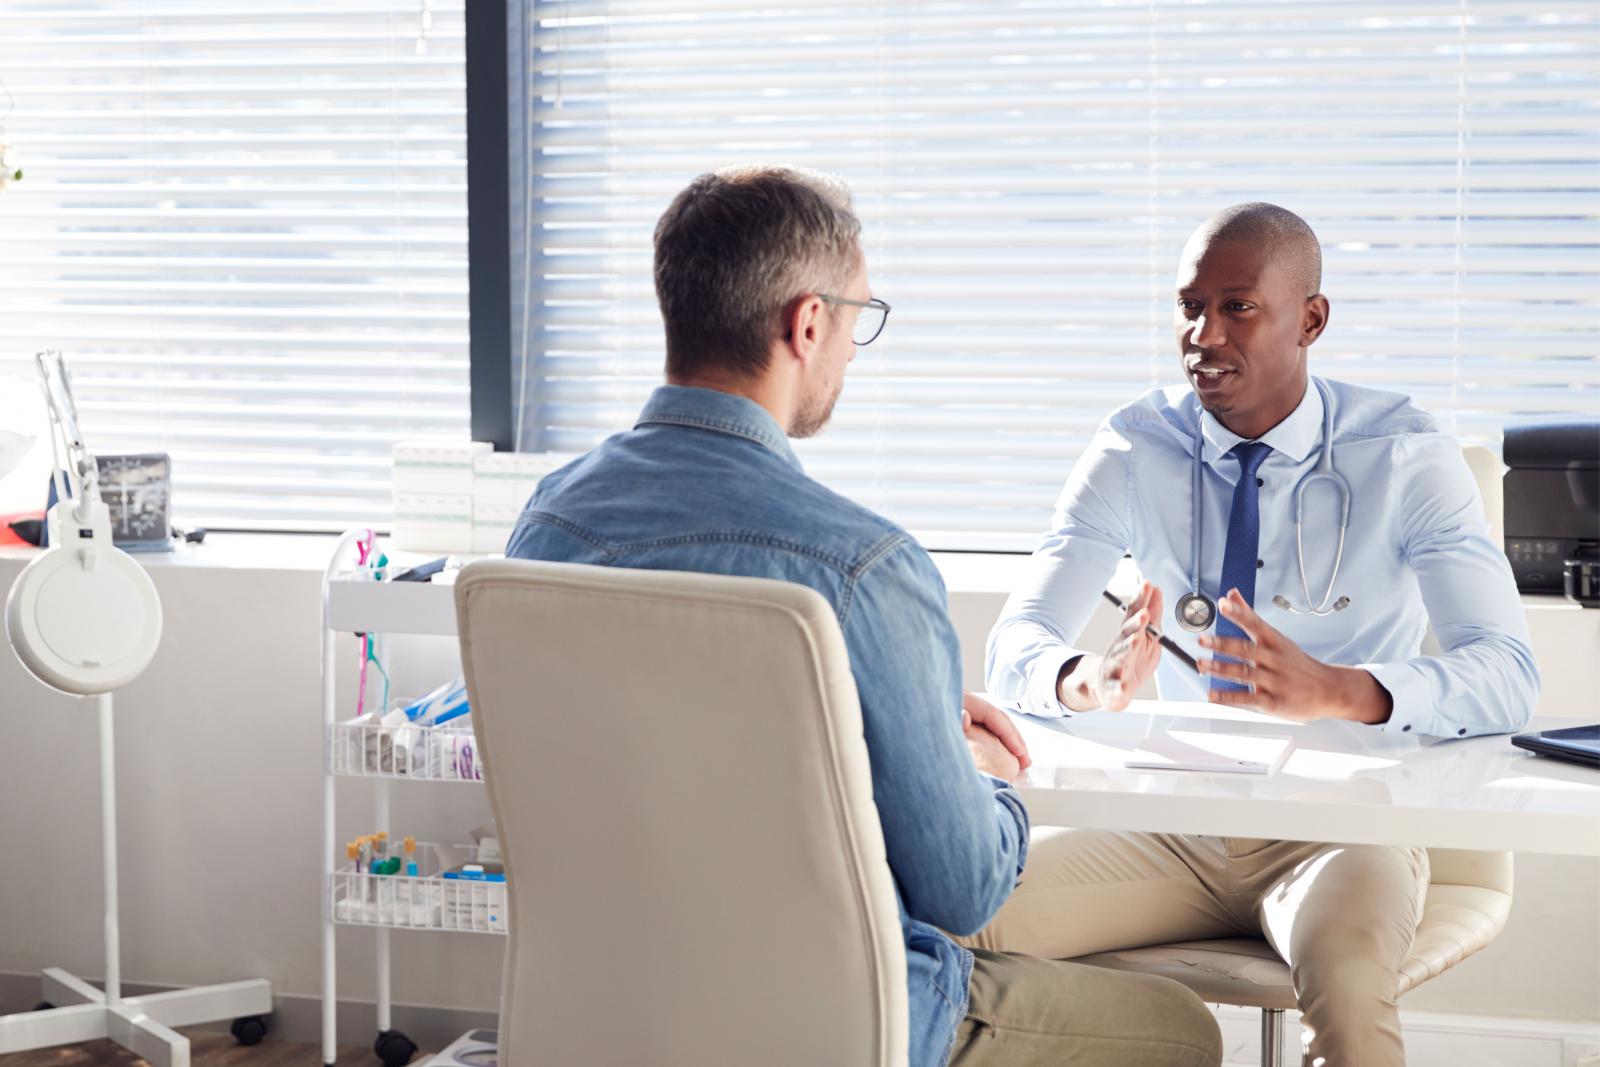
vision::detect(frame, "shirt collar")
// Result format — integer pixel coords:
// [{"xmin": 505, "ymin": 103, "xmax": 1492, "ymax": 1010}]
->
[
  {"xmin": 635, "ymin": 384, "xmax": 803, "ymax": 470},
  {"xmin": 1199, "ymin": 377, "xmax": 1324, "ymax": 467}
]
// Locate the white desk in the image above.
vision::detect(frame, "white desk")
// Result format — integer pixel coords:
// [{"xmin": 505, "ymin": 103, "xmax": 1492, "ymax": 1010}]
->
[{"xmin": 1008, "ymin": 701, "xmax": 1600, "ymax": 856}]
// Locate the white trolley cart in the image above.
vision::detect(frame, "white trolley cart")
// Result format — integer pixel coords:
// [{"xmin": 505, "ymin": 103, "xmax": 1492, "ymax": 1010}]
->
[{"xmin": 320, "ymin": 532, "xmax": 504, "ymax": 1067}]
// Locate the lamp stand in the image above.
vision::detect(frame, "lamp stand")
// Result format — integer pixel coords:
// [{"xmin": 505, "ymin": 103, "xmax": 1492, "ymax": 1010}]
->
[{"xmin": 0, "ymin": 693, "xmax": 272, "ymax": 1066}]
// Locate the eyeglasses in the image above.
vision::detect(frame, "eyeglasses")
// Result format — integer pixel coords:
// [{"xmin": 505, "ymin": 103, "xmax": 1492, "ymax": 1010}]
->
[{"xmin": 818, "ymin": 294, "xmax": 891, "ymax": 346}]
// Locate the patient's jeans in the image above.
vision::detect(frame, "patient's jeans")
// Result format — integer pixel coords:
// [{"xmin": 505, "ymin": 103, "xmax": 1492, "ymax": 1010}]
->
[{"xmin": 958, "ymin": 830, "xmax": 1430, "ymax": 1067}]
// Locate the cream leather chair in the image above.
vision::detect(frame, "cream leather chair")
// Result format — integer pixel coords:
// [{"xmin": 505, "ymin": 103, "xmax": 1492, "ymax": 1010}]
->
[
  {"xmin": 455, "ymin": 559, "xmax": 908, "ymax": 1067},
  {"xmin": 1071, "ymin": 444, "xmax": 1517, "ymax": 1066},
  {"xmin": 1069, "ymin": 850, "xmax": 1513, "ymax": 1066}
]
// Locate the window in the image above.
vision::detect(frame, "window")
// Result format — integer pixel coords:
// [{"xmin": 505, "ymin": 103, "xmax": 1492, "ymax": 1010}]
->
[
  {"xmin": 510, "ymin": 1, "xmax": 1599, "ymax": 551},
  {"xmin": 0, "ymin": 2, "xmax": 469, "ymax": 531}
]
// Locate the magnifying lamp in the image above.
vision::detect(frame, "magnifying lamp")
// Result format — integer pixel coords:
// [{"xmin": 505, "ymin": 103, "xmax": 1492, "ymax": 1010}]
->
[
  {"xmin": 0, "ymin": 353, "xmax": 271, "ymax": 1064},
  {"xmin": 5, "ymin": 351, "xmax": 162, "ymax": 693}
]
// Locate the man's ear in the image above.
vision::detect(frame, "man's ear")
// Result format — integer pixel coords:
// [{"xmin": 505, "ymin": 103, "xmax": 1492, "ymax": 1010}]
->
[
  {"xmin": 1301, "ymin": 294, "xmax": 1330, "ymax": 348},
  {"xmin": 783, "ymin": 294, "xmax": 826, "ymax": 364}
]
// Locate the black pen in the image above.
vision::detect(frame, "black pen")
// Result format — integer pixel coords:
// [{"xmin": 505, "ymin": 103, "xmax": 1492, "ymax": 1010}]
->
[{"xmin": 1100, "ymin": 590, "xmax": 1200, "ymax": 673}]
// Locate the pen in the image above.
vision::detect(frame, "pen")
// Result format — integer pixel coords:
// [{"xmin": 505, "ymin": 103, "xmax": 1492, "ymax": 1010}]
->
[{"xmin": 1100, "ymin": 590, "xmax": 1200, "ymax": 673}]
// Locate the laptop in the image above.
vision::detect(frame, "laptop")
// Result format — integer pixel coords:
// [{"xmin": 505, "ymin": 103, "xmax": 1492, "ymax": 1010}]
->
[{"xmin": 1511, "ymin": 724, "xmax": 1600, "ymax": 769}]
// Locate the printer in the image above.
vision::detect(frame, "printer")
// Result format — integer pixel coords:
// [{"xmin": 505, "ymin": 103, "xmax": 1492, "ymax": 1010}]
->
[{"xmin": 1503, "ymin": 420, "xmax": 1599, "ymax": 602}]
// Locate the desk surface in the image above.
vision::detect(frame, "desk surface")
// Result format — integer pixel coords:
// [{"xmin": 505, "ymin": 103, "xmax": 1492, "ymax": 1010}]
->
[{"xmin": 1008, "ymin": 700, "xmax": 1600, "ymax": 856}]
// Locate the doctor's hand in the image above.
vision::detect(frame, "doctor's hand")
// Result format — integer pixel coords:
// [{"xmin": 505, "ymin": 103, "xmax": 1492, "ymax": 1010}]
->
[
  {"xmin": 1198, "ymin": 589, "xmax": 1393, "ymax": 725},
  {"xmin": 1058, "ymin": 581, "xmax": 1165, "ymax": 712},
  {"xmin": 962, "ymin": 691, "xmax": 1031, "ymax": 771}
]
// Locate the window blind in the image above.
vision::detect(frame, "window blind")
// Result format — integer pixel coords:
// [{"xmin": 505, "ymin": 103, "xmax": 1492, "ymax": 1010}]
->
[
  {"xmin": 514, "ymin": 0, "xmax": 1599, "ymax": 551},
  {"xmin": 0, "ymin": 1, "xmax": 469, "ymax": 531}
]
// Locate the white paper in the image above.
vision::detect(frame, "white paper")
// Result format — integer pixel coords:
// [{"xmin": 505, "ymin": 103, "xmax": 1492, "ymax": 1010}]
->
[{"xmin": 1124, "ymin": 730, "xmax": 1294, "ymax": 775}]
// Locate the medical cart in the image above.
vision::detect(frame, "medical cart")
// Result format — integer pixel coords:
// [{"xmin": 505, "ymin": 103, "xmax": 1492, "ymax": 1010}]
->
[{"xmin": 321, "ymin": 532, "xmax": 504, "ymax": 1067}]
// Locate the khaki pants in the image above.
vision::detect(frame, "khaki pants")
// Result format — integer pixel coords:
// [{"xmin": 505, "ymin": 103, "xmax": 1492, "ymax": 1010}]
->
[
  {"xmin": 957, "ymin": 830, "xmax": 1429, "ymax": 1067},
  {"xmin": 948, "ymin": 949, "xmax": 1222, "ymax": 1067}
]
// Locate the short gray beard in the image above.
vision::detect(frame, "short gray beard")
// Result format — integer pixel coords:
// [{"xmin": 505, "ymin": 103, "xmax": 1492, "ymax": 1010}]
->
[{"xmin": 790, "ymin": 380, "xmax": 843, "ymax": 439}]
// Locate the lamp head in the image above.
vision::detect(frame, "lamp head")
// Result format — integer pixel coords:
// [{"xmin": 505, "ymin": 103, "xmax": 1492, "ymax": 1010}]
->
[
  {"xmin": 4, "ymin": 352, "xmax": 163, "ymax": 695},
  {"xmin": 6, "ymin": 498, "xmax": 163, "ymax": 695}
]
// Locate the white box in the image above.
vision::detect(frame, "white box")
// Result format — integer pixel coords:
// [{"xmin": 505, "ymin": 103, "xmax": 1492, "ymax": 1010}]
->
[
  {"xmin": 441, "ymin": 877, "xmax": 505, "ymax": 932},
  {"xmin": 425, "ymin": 1029, "xmax": 497, "ymax": 1067},
  {"xmin": 472, "ymin": 450, "xmax": 572, "ymax": 507},
  {"xmin": 471, "ymin": 501, "xmax": 520, "ymax": 554},
  {"xmin": 393, "ymin": 439, "xmax": 492, "ymax": 497},
  {"xmin": 391, "ymin": 492, "xmax": 473, "ymax": 553}
]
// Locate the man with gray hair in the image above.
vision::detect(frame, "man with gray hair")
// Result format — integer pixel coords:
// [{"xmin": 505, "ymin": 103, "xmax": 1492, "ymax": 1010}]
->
[{"xmin": 507, "ymin": 165, "xmax": 1222, "ymax": 1067}]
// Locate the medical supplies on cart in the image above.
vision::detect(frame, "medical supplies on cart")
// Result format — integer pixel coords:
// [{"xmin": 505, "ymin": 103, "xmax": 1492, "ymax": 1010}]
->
[
  {"xmin": 332, "ymin": 825, "xmax": 505, "ymax": 934},
  {"xmin": 333, "ymin": 677, "xmax": 485, "ymax": 781}
]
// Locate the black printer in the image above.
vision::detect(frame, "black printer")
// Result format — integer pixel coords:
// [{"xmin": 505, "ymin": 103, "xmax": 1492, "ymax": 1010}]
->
[{"xmin": 1503, "ymin": 421, "xmax": 1599, "ymax": 601}]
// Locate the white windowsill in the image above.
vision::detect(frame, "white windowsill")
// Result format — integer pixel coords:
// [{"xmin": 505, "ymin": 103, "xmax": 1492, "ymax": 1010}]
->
[{"xmin": 0, "ymin": 530, "xmax": 1585, "ymax": 616}]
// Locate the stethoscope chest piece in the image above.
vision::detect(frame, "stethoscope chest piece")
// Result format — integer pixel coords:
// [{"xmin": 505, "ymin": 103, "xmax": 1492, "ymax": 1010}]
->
[{"xmin": 1175, "ymin": 591, "xmax": 1216, "ymax": 632}]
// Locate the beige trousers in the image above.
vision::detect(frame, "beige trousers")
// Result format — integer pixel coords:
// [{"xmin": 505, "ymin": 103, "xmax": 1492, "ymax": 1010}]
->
[
  {"xmin": 948, "ymin": 949, "xmax": 1222, "ymax": 1067},
  {"xmin": 957, "ymin": 831, "xmax": 1429, "ymax": 1067}
]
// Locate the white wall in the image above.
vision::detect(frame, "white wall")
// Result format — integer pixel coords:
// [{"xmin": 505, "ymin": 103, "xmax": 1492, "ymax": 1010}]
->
[{"xmin": 0, "ymin": 541, "xmax": 1595, "ymax": 1027}]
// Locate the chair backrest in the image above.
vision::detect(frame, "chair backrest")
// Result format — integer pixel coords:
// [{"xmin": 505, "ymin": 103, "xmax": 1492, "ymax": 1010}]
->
[
  {"xmin": 455, "ymin": 559, "xmax": 909, "ymax": 1067},
  {"xmin": 1427, "ymin": 847, "xmax": 1514, "ymax": 895}
]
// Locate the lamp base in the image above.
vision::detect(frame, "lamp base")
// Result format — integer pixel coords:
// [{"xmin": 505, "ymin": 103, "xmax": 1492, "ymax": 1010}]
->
[{"xmin": 0, "ymin": 968, "xmax": 273, "ymax": 1067}]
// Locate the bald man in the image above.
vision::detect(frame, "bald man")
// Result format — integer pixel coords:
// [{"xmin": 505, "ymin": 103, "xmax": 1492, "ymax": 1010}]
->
[{"xmin": 980, "ymin": 204, "xmax": 1538, "ymax": 1065}]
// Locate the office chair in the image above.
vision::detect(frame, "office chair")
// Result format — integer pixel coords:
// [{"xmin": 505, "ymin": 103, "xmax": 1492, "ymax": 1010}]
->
[
  {"xmin": 455, "ymin": 559, "xmax": 908, "ymax": 1067},
  {"xmin": 1068, "ymin": 850, "xmax": 1512, "ymax": 1066},
  {"xmin": 1073, "ymin": 447, "xmax": 1516, "ymax": 1066}
]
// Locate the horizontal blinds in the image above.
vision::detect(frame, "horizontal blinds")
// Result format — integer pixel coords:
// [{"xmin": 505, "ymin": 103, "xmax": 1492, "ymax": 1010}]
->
[
  {"xmin": 0, "ymin": 1, "xmax": 469, "ymax": 531},
  {"xmin": 517, "ymin": 0, "xmax": 1600, "ymax": 550}
]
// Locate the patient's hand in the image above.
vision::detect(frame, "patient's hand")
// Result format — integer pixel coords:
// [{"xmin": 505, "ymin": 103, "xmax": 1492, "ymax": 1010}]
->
[
  {"xmin": 963, "ymin": 715, "xmax": 1023, "ymax": 781},
  {"xmin": 962, "ymin": 690, "xmax": 1031, "ymax": 770}
]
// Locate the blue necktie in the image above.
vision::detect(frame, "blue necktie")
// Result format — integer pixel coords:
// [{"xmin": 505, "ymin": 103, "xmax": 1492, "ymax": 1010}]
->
[{"xmin": 1214, "ymin": 441, "xmax": 1273, "ymax": 689}]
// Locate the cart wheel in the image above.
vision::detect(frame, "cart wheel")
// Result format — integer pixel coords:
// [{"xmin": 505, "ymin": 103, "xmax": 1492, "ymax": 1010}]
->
[
  {"xmin": 374, "ymin": 1029, "xmax": 419, "ymax": 1067},
  {"xmin": 32, "ymin": 1001, "xmax": 54, "ymax": 1011},
  {"xmin": 230, "ymin": 1014, "xmax": 270, "ymax": 1046}
]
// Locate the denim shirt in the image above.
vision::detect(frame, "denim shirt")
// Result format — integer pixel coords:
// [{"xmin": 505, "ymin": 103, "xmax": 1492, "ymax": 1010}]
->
[{"xmin": 507, "ymin": 385, "xmax": 1030, "ymax": 1067}]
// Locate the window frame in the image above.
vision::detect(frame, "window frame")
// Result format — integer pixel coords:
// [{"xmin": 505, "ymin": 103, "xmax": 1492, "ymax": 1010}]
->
[{"xmin": 467, "ymin": 0, "xmax": 515, "ymax": 452}]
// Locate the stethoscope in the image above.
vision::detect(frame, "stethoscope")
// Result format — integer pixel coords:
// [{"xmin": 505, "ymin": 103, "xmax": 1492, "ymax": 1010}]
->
[{"xmin": 1174, "ymin": 377, "xmax": 1353, "ymax": 633}]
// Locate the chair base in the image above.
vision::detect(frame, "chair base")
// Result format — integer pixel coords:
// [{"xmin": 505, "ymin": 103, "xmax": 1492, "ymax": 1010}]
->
[
  {"xmin": 0, "ymin": 967, "xmax": 273, "ymax": 1067},
  {"xmin": 1261, "ymin": 1006, "xmax": 1288, "ymax": 1067}
]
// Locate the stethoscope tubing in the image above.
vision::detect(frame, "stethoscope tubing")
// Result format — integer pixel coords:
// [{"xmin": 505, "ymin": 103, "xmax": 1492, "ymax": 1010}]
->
[{"xmin": 1182, "ymin": 377, "xmax": 1351, "ymax": 630}]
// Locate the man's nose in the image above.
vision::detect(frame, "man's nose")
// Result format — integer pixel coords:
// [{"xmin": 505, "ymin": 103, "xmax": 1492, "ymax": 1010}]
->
[{"xmin": 1192, "ymin": 312, "xmax": 1226, "ymax": 348}]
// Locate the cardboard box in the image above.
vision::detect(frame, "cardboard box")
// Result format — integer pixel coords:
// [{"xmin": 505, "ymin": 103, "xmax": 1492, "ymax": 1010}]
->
[
  {"xmin": 471, "ymin": 501, "xmax": 521, "ymax": 555},
  {"xmin": 391, "ymin": 492, "xmax": 472, "ymax": 553},
  {"xmin": 472, "ymin": 450, "xmax": 572, "ymax": 508},
  {"xmin": 392, "ymin": 439, "xmax": 491, "ymax": 497}
]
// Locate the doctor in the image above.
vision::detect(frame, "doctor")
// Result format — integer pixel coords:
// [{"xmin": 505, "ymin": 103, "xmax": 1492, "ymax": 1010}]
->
[{"xmin": 980, "ymin": 203, "xmax": 1539, "ymax": 1066}]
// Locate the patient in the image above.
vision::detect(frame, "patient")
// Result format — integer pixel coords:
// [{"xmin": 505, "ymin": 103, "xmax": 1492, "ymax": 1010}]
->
[{"xmin": 505, "ymin": 165, "xmax": 1221, "ymax": 1067}]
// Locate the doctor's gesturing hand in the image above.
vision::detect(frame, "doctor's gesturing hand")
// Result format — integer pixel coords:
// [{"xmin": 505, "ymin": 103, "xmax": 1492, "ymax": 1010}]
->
[
  {"xmin": 1055, "ymin": 581, "xmax": 1166, "ymax": 712},
  {"xmin": 1199, "ymin": 589, "xmax": 1394, "ymax": 724}
]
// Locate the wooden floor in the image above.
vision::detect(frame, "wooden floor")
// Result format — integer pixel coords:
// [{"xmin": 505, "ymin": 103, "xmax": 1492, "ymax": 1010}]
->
[{"xmin": 0, "ymin": 1030, "xmax": 429, "ymax": 1066}]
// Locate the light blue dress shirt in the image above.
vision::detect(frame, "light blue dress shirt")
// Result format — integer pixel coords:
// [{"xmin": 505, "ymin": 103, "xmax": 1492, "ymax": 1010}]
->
[
  {"xmin": 987, "ymin": 377, "xmax": 1540, "ymax": 738},
  {"xmin": 507, "ymin": 385, "xmax": 1029, "ymax": 1067}
]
